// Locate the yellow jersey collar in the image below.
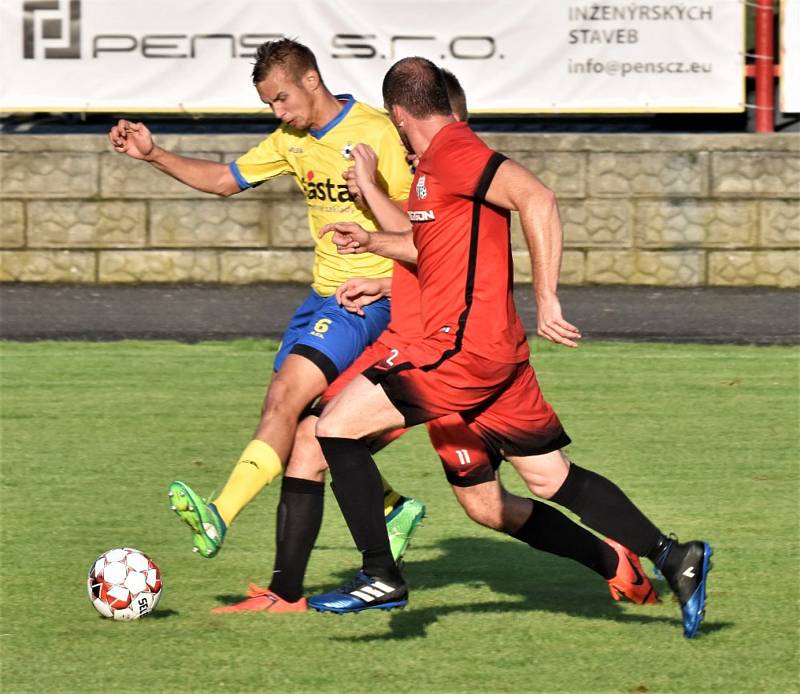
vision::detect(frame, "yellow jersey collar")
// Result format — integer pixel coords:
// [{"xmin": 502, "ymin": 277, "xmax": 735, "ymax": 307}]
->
[{"xmin": 309, "ymin": 94, "xmax": 356, "ymax": 140}]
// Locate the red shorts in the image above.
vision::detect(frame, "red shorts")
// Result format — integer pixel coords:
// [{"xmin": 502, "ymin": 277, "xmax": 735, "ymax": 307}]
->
[
  {"xmin": 466, "ymin": 361, "xmax": 570, "ymax": 458},
  {"xmin": 363, "ymin": 336, "xmax": 518, "ymax": 421},
  {"xmin": 317, "ymin": 335, "xmax": 404, "ymax": 408},
  {"xmin": 425, "ymin": 414, "xmax": 501, "ymax": 487},
  {"xmin": 317, "ymin": 336, "xmax": 500, "ymax": 486},
  {"xmin": 363, "ymin": 339, "xmax": 570, "ymax": 458}
]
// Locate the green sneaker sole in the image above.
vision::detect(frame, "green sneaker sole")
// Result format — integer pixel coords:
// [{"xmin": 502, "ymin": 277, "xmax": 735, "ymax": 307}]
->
[
  {"xmin": 387, "ymin": 499, "xmax": 427, "ymax": 562},
  {"xmin": 168, "ymin": 481, "xmax": 225, "ymax": 558}
]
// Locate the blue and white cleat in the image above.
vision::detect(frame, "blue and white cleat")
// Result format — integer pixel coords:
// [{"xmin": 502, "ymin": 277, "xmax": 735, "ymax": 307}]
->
[
  {"xmin": 309, "ymin": 571, "xmax": 408, "ymax": 614},
  {"xmin": 660, "ymin": 539, "xmax": 713, "ymax": 638}
]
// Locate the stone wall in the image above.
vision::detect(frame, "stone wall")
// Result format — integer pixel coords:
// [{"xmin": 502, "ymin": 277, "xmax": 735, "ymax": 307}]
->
[{"xmin": 1, "ymin": 133, "xmax": 797, "ymax": 286}]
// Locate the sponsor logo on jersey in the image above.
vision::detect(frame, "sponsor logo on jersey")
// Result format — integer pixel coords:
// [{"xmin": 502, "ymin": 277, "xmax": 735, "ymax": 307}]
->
[
  {"xmin": 303, "ymin": 175, "xmax": 353, "ymax": 203},
  {"xmin": 415, "ymin": 175, "xmax": 427, "ymax": 199},
  {"xmin": 408, "ymin": 209, "xmax": 435, "ymax": 222}
]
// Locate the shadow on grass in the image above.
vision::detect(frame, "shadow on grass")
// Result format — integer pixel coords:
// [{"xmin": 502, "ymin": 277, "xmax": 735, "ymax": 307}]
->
[
  {"xmin": 308, "ymin": 536, "xmax": 732, "ymax": 641},
  {"xmin": 89, "ymin": 608, "xmax": 179, "ymax": 620},
  {"xmin": 149, "ymin": 608, "xmax": 180, "ymax": 619}
]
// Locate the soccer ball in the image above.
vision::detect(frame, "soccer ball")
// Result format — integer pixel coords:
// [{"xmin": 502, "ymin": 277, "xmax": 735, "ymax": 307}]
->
[{"xmin": 87, "ymin": 548, "xmax": 163, "ymax": 621}]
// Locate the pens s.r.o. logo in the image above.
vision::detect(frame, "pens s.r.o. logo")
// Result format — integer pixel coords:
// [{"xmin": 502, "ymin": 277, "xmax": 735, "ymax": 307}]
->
[{"xmin": 23, "ymin": 0, "xmax": 81, "ymax": 59}]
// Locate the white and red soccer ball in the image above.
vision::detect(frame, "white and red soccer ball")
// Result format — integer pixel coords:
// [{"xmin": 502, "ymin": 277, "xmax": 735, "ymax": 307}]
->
[{"xmin": 87, "ymin": 548, "xmax": 162, "ymax": 620}]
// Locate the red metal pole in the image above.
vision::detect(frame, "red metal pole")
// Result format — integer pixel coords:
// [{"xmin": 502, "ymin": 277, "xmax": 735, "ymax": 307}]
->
[{"xmin": 754, "ymin": 0, "xmax": 775, "ymax": 133}]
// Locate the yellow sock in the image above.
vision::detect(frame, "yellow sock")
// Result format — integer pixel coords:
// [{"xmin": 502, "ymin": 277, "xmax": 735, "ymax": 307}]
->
[
  {"xmin": 213, "ymin": 440, "xmax": 283, "ymax": 525},
  {"xmin": 381, "ymin": 474, "xmax": 404, "ymax": 517}
]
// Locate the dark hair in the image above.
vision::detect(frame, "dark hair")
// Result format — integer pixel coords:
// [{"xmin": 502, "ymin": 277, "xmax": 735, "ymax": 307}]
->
[
  {"xmin": 251, "ymin": 38, "xmax": 321, "ymax": 85},
  {"xmin": 382, "ymin": 57, "xmax": 452, "ymax": 118},
  {"xmin": 440, "ymin": 68, "xmax": 468, "ymax": 122}
]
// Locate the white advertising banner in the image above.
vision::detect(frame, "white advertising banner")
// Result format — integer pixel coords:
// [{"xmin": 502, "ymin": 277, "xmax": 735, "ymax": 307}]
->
[
  {"xmin": 781, "ymin": 0, "xmax": 800, "ymax": 113},
  {"xmin": 0, "ymin": 0, "xmax": 745, "ymax": 113}
]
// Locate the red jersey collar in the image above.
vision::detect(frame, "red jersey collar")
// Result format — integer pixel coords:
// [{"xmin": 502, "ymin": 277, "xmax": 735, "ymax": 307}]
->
[{"xmin": 417, "ymin": 120, "xmax": 469, "ymax": 168}]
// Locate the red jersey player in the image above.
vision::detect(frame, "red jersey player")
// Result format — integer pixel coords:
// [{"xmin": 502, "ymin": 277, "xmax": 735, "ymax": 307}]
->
[{"xmin": 309, "ymin": 58, "xmax": 712, "ymax": 640}]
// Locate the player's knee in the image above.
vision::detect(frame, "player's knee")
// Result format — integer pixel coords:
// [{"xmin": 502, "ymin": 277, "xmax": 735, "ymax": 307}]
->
[
  {"xmin": 511, "ymin": 451, "xmax": 570, "ymax": 500},
  {"xmin": 526, "ymin": 476, "xmax": 562, "ymax": 500},
  {"xmin": 284, "ymin": 459, "xmax": 327, "ymax": 481},
  {"xmin": 315, "ymin": 409, "xmax": 344, "ymax": 439},
  {"xmin": 286, "ymin": 418, "xmax": 328, "ymax": 480},
  {"xmin": 261, "ymin": 377, "xmax": 308, "ymax": 422},
  {"xmin": 525, "ymin": 467, "xmax": 569, "ymax": 499}
]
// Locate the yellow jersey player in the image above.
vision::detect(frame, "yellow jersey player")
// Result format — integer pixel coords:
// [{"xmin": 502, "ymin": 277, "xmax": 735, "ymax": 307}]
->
[{"xmin": 108, "ymin": 40, "xmax": 425, "ymax": 589}]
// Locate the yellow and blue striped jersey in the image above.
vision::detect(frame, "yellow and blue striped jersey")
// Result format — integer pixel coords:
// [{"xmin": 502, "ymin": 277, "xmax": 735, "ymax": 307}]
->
[{"xmin": 230, "ymin": 95, "xmax": 412, "ymax": 296}]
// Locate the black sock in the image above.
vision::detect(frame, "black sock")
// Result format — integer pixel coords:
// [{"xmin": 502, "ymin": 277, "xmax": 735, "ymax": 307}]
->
[
  {"xmin": 317, "ymin": 436, "xmax": 399, "ymax": 581},
  {"xmin": 549, "ymin": 463, "xmax": 664, "ymax": 557},
  {"xmin": 511, "ymin": 500, "xmax": 619, "ymax": 580},
  {"xmin": 268, "ymin": 476, "xmax": 324, "ymax": 603},
  {"xmin": 648, "ymin": 535, "xmax": 678, "ymax": 569}
]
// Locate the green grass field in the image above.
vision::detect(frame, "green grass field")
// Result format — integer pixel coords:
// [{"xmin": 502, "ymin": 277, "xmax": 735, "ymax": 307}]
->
[{"xmin": 1, "ymin": 339, "xmax": 798, "ymax": 693}]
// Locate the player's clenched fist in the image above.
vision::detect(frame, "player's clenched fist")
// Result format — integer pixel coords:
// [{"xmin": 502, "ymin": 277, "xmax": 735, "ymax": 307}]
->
[
  {"xmin": 349, "ymin": 144, "xmax": 379, "ymax": 188},
  {"xmin": 319, "ymin": 222, "xmax": 372, "ymax": 254},
  {"xmin": 343, "ymin": 144, "xmax": 379, "ymax": 203},
  {"xmin": 108, "ymin": 119, "xmax": 155, "ymax": 160},
  {"xmin": 341, "ymin": 168, "xmax": 363, "ymax": 202}
]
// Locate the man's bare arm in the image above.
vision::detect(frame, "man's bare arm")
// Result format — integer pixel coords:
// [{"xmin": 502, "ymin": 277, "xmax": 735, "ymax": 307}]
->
[
  {"xmin": 336, "ymin": 277, "xmax": 393, "ymax": 315},
  {"xmin": 320, "ymin": 223, "xmax": 417, "ymax": 264},
  {"xmin": 485, "ymin": 158, "xmax": 581, "ymax": 347},
  {"xmin": 146, "ymin": 147, "xmax": 241, "ymax": 197},
  {"xmin": 368, "ymin": 230, "xmax": 417, "ymax": 263},
  {"xmin": 109, "ymin": 119, "xmax": 241, "ymax": 197},
  {"xmin": 343, "ymin": 144, "xmax": 411, "ymax": 232}
]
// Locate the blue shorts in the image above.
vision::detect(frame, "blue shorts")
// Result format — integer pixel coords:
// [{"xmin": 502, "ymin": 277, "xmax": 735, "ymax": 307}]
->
[{"xmin": 274, "ymin": 289, "xmax": 390, "ymax": 383}]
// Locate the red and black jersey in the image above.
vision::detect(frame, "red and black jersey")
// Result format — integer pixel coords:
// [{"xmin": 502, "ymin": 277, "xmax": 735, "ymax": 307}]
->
[
  {"xmin": 385, "ymin": 260, "xmax": 423, "ymax": 341},
  {"xmin": 406, "ymin": 122, "xmax": 528, "ymax": 364}
]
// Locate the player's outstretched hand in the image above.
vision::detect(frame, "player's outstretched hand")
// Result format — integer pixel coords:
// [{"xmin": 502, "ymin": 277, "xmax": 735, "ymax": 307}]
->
[
  {"xmin": 108, "ymin": 119, "xmax": 155, "ymax": 160},
  {"xmin": 336, "ymin": 277, "xmax": 390, "ymax": 316},
  {"xmin": 319, "ymin": 222, "xmax": 372, "ymax": 254},
  {"xmin": 536, "ymin": 294, "xmax": 582, "ymax": 348}
]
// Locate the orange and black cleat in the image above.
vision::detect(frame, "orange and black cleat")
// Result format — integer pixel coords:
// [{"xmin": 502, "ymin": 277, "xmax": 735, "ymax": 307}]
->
[
  {"xmin": 212, "ymin": 584, "xmax": 308, "ymax": 614},
  {"xmin": 605, "ymin": 539, "xmax": 659, "ymax": 605}
]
